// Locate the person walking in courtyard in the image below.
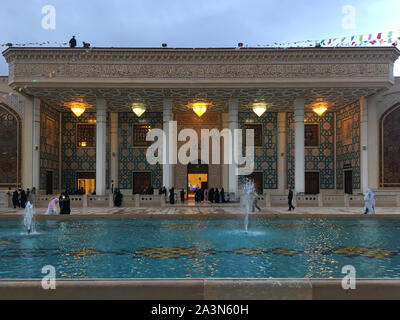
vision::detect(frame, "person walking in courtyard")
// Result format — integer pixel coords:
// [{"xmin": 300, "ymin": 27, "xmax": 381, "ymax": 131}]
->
[
  {"xmin": 180, "ymin": 189, "xmax": 185, "ymax": 204},
  {"xmin": 169, "ymin": 187, "xmax": 175, "ymax": 204},
  {"xmin": 364, "ymin": 188, "xmax": 375, "ymax": 214},
  {"xmin": 252, "ymin": 192, "xmax": 261, "ymax": 212},
  {"xmin": 288, "ymin": 187, "xmax": 295, "ymax": 211}
]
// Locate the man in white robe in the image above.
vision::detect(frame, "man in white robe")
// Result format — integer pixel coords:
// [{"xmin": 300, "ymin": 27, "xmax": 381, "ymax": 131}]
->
[{"xmin": 364, "ymin": 188, "xmax": 375, "ymax": 214}]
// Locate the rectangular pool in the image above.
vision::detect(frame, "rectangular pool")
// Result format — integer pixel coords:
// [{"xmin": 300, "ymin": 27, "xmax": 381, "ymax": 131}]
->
[{"xmin": 0, "ymin": 218, "xmax": 399, "ymax": 279}]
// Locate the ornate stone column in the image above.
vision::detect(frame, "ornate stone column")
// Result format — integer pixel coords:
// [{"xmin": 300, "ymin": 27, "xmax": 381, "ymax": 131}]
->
[
  {"xmin": 110, "ymin": 112, "xmax": 118, "ymax": 190},
  {"xmin": 294, "ymin": 98, "xmax": 305, "ymax": 194},
  {"xmin": 32, "ymin": 97, "xmax": 40, "ymax": 192},
  {"xmin": 96, "ymin": 98, "xmax": 107, "ymax": 195},
  {"xmin": 360, "ymin": 96, "xmax": 368, "ymax": 193},
  {"xmin": 228, "ymin": 99, "xmax": 238, "ymax": 198},
  {"xmin": 277, "ymin": 112, "xmax": 286, "ymax": 194},
  {"xmin": 163, "ymin": 99, "xmax": 174, "ymax": 189}
]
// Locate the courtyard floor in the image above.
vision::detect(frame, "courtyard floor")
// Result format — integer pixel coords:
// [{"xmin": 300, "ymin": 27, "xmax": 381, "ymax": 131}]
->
[{"xmin": 0, "ymin": 205, "xmax": 399, "ymax": 217}]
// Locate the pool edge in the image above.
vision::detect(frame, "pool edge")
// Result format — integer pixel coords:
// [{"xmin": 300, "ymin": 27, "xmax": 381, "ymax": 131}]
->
[{"xmin": 1, "ymin": 278, "xmax": 400, "ymax": 300}]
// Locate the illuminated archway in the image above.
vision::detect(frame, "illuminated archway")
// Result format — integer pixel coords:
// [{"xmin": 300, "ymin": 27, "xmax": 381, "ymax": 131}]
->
[
  {"xmin": 379, "ymin": 103, "xmax": 400, "ymax": 188},
  {"xmin": 0, "ymin": 103, "xmax": 22, "ymax": 188}
]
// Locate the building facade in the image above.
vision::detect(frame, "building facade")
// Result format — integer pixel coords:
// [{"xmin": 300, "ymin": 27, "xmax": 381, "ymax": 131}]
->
[{"xmin": 0, "ymin": 46, "xmax": 400, "ymax": 197}]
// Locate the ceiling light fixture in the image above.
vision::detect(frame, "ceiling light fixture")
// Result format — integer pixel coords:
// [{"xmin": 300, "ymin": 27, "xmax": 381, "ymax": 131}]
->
[
  {"xmin": 70, "ymin": 102, "xmax": 86, "ymax": 117},
  {"xmin": 313, "ymin": 102, "xmax": 328, "ymax": 116},
  {"xmin": 131, "ymin": 102, "xmax": 146, "ymax": 117}
]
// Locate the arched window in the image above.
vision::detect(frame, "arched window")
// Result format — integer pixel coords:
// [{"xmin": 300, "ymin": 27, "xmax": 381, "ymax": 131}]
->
[
  {"xmin": 379, "ymin": 103, "xmax": 400, "ymax": 188},
  {"xmin": 0, "ymin": 103, "xmax": 21, "ymax": 188}
]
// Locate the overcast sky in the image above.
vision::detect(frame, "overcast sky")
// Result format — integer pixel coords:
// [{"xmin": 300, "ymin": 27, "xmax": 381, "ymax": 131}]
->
[{"xmin": 0, "ymin": 0, "xmax": 399, "ymax": 75}]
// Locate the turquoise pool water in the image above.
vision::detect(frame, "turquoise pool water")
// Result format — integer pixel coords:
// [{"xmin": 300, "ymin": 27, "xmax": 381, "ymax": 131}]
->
[{"xmin": 0, "ymin": 218, "xmax": 400, "ymax": 279}]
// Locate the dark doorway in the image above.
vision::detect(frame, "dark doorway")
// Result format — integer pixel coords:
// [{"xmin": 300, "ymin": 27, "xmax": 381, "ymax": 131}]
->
[
  {"xmin": 245, "ymin": 172, "xmax": 263, "ymax": 194},
  {"xmin": 132, "ymin": 172, "xmax": 151, "ymax": 194},
  {"xmin": 46, "ymin": 171, "xmax": 53, "ymax": 195},
  {"xmin": 344, "ymin": 170, "xmax": 353, "ymax": 194},
  {"xmin": 305, "ymin": 172, "xmax": 320, "ymax": 194}
]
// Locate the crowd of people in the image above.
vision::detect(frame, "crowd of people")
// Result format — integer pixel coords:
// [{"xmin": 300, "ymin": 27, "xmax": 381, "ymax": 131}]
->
[
  {"xmin": 4, "ymin": 183, "xmax": 377, "ymax": 214},
  {"xmin": 6, "ymin": 187, "xmax": 36, "ymax": 209}
]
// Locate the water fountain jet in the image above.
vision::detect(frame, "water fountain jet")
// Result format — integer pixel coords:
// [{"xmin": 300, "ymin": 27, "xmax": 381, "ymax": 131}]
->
[
  {"xmin": 23, "ymin": 201, "xmax": 36, "ymax": 234},
  {"xmin": 240, "ymin": 179, "xmax": 255, "ymax": 234}
]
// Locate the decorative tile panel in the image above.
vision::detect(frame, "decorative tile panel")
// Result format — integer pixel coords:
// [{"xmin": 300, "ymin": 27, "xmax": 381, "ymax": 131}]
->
[
  {"xmin": 118, "ymin": 112, "xmax": 162, "ymax": 190},
  {"xmin": 336, "ymin": 102, "xmax": 360, "ymax": 190},
  {"xmin": 287, "ymin": 112, "xmax": 335, "ymax": 189},
  {"xmin": 61, "ymin": 112, "xmax": 110, "ymax": 191},
  {"xmin": 40, "ymin": 103, "xmax": 60, "ymax": 190},
  {"xmin": 238, "ymin": 112, "xmax": 278, "ymax": 189}
]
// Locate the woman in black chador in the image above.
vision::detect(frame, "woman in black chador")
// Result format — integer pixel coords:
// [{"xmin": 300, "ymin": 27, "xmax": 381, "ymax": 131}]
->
[
  {"xmin": 114, "ymin": 189, "xmax": 123, "ymax": 207},
  {"xmin": 20, "ymin": 190, "xmax": 27, "ymax": 209},
  {"xmin": 59, "ymin": 193, "xmax": 71, "ymax": 214},
  {"xmin": 214, "ymin": 188, "xmax": 220, "ymax": 204},
  {"xmin": 169, "ymin": 187, "xmax": 175, "ymax": 204},
  {"xmin": 12, "ymin": 190, "xmax": 20, "ymax": 208},
  {"xmin": 208, "ymin": 188, "xmax": 214, "ymax": 203},
  {"xmin": 221, "ymin": 188, "xmax": 225, "ymax": 203}
]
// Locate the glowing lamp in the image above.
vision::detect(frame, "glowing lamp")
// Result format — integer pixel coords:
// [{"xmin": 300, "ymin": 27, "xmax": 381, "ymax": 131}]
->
[
  {"xmin": 252, "ymin": 102, "xmax": 267, "ymax": 117},
  {"xmin": 132, "ymin": 103, "xmax": 146, "ymax": 117},
  {"xmin": 313, "ymin": 103, "xmax": 328, "ymax": 116},
  {"xmin": 192, "ymin": 102, "xmax": 208, "ymax": 117},
  {"xmin": 71, "ymin": 103, "xmax": 85, "ymax": 117}
]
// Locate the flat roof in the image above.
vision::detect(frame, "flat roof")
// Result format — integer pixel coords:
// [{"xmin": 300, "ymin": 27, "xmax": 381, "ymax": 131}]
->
[{"xmin": 3, "ymin": 45, "xmax": 400, "ymax": 54}]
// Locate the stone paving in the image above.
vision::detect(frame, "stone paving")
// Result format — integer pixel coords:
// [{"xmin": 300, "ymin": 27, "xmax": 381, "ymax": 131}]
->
[{"xmin": 0, "ymin": 205, "xmax": 399, "ymax": 216}]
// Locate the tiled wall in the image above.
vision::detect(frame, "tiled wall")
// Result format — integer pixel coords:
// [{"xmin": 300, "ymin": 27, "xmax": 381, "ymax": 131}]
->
[
  {"xmin": 61, "ymin": 112, "xmax": 110, "ymax": 191},
  {"xmin": 39, "ymin": 103, "xmax": 60, "ymax": 190},
  {"xmin": 336, "ymin": 102, "xmax": 360, "ymax": 190},
  {"xmin": 118, "ymin": 112, "xmax": 163, "ymax": 190},
  {"xmin": 238, "ymin": 112, "xmax": 278, "ymax": 189},
  {"xmin": 287, "ymin": 112, "xmax": 335, "ymax": 189}
]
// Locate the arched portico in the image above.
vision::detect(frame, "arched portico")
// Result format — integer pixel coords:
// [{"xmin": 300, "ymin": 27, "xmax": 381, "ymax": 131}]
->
[
  {"xmin": 379, "ymin": 103, "xmax": 400, "ymax": 188},
  {"xmin": 0, "ymin": 103, "xmax": 22, "ymax": 188}
]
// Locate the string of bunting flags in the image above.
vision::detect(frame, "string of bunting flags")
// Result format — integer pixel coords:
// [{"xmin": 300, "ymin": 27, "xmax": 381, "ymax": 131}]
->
[
  {"xmin": 252, "ymin": 29, "xmax": 400, "ymax": 48},
  {"xmin": 1, "ymin": 29, "xmax": 399, "ymax": 98},
  {"xmin": 1, "ymin": 41, "xmax": 67, "ymax": 47}
]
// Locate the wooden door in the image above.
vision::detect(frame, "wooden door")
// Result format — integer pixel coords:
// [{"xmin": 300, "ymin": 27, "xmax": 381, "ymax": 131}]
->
[
  {"xmin": 132, "ymin": 172, "xmax": 151, "ymax": 194},
  {"xmin": 46, "ymin": 171, "xmax": 53, "ymax": 195},
  {"xmin": 344, "ymin": 170, "xmax": 353, "ymax": 194},
  {"xmin": 305, "ymin": 172, "xmax": 320, "ymax": 194}
]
